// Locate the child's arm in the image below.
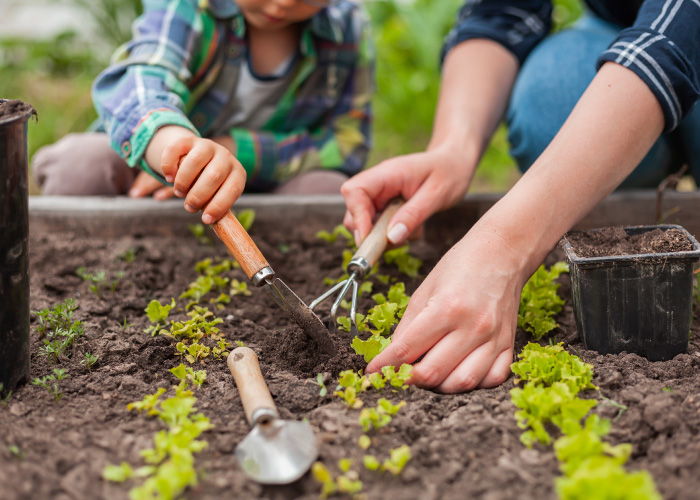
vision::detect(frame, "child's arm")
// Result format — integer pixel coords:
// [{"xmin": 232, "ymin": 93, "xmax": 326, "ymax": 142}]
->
[
  {"xmin": 228, "ymin": 12, "xmax": 374, "ymax": 188},
  {"xmin": 92, "ymin": 0, "xmax": 208, "ymax": 183}
]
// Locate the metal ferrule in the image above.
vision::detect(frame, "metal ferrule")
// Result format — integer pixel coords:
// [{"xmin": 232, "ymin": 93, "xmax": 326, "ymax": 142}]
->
[
  {"xmin": 347, "ymin": 256, "xmax": 370, "ymax": 279},
  {"xmin": 251, "ymin": 407, "xmax": 279, "ymax": 427},
  {"xmin": 252, "ymin": 266, "xmax": 275, "ymax": 287}
]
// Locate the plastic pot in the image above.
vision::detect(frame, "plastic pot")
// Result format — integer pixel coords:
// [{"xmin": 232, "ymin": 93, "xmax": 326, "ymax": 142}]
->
[
  {"xmin": 561, "ymin": 225, "xmax": 700, "ymax": 361},
  {"xmin": 0, "ymin": 99, "xmax": 35, "ymax": 393}
]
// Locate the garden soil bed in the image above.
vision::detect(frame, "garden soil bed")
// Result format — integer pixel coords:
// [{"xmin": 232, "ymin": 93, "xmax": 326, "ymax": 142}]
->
[{"xmin": 2, "ymin": 222, "xmax": 700, "ymax": 500}]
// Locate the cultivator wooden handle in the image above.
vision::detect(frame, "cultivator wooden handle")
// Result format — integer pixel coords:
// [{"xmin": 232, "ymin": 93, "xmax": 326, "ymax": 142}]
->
[
  {"xmin": 352, "ymin": 198, "xmax": 404, "ymax": 269},
  {"xmin": 227, "ymin": 347, "xmax": 278, "ymax": 425},
  {"xmin": 212, "ymin": 211, "xmax": 270, "ymax": 280}
]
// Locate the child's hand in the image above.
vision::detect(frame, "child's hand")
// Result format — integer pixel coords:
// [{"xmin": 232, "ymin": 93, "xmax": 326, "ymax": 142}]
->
[
  {"xmin": 128, "ymin": 171, "xmax": 176, "ymax": 200},
  {"xmin": 148, "ymin": 127, "xmax": 246, "ymax": 224}
]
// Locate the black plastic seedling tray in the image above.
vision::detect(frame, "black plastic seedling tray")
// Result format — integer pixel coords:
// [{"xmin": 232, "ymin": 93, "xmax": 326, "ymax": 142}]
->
[{"xmin": 562, "ymin": 224, "xmax": 700, "ymax": 361}]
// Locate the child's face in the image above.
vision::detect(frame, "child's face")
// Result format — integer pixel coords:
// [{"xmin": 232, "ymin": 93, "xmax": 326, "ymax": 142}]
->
[{"xmin": 237, "ymin": 0, "xmax": 329, "ymax": 30}]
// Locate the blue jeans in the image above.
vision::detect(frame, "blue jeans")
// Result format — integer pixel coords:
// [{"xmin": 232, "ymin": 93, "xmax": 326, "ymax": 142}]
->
[{"xmin": 506, "ymin": 14, "xmax": 700, "ymax": 189}]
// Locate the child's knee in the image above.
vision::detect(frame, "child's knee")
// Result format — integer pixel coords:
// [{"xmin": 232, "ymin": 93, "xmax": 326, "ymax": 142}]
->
[{"xmin": 31, "ymin": 133, "xmax": 133, "ymax": 195}]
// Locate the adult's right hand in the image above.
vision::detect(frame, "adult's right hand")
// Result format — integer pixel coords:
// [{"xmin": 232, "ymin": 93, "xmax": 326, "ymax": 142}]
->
[{"xmin": 341, "ymin": 146, "xmax": 476, "ymax": 245}]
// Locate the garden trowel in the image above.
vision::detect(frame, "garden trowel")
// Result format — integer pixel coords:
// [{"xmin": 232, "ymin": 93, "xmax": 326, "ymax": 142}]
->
[
  {"xmin": 309, "ymin": 198, "xmax": 404, "ymax": 335},
  {"xmin": 212, "ymin": 211, "xmax": 336, "ymax": 355},
  {"xmin": 227, "ymin": 347, "xmax": 318, "ymax": 484}
]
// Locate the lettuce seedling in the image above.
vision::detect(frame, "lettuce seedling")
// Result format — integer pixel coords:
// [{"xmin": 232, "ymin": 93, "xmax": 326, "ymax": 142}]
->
[
  {"xmin": 351, "ymin": 334, "xmax": 391, "ymax": 363},
  {"xmin": 144, "ymin": 299, "xmax": 176, "ymax": 336},
  {"xmin": 518, "ymin": 262, "xmax": 568, "ymax": 339},
  {"xmin": 363, "ymin": 455, "xmax": 380, "ymax": 470},
  {"xmin": 117, "ymin": 248, "xmax": 137, "ymax": 263},
  {"xmin": 315, "ymin": 373, "xmax": 328, "ymax": 397},
  {"xmin": 175, "ymin": 341, "xmax": 210, "ymax": 364},
  {"xmin": 188, "ymin": 223, "xmax": 212, "ymax": 245},
  {"xmin": 359, "ymin": 398, "xmax": 406, "ymax": 432},
  {"xmin": 383, "ymin": 245, "xmax": 422, "ymax": 278},
  {"xmin": 316, "ymin": 224, "xmax": 355, "ymax": 246},
  {"xmin": 511, "ymin": 342, "xmax": 596, "ymax": 395},
  {"xmin": 236, "ymin": 209, "xmax": 256, "ymax": 232},
  {"xmin": 165, "ymin": 306, "xmax": 223, "ymax": 341},
  {"xmin": 358, "ymin": 435, "xmax": 372, "ymax": 450},
  {"xmin": 311, "ymin": 461, "xmax": 363, "ymax": 499},
  {"xmin": 170, "ymin": 363, "xmax": 207, "ymax": 390},
  {"xmin": 372, "ymin": 282, "xmax": 410, "ymax": 318},
  {"xmin": 229, "ymin": 279, "xmax": 251, "ymax": 296},
  {"xmin": 31, "ymin": 368, "xmax": 67, "ymax": 403},
  {"xmin": 381, "ymin": 364, "xmax": 412, "ymax": 389},
  {"xmin": 368, "ymin": 372, "xmax": 386, "ymax": 390},
  {"xmin": 212, "ymin": 339, "xmax": 231, "ymax": 360},
  {"xmin": 103, "ymin": 462, "xmax": 133, "ymax": 482},
  {"xmin": 311, "ymin": 462, "xmax": 337, "ymax": 499},
  {"xmin": 382, "ymin": 445, "xmax": 412, "ymax": 475},
  {"xmin": 128, "ymin": 388, "xmax": 167, "ymax": 416}
]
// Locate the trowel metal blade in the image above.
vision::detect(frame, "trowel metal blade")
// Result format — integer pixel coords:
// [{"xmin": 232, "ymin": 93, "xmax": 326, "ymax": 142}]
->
[
  {"xmin": 264, "ymin": 277, "xmax": 337, "ymax": 356},
  {"xmin": 235, "ymin": 419, "xmax": 318, "ymax": 484}
]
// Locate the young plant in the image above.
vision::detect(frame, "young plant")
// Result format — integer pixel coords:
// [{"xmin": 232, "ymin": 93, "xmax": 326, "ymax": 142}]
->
[
  {"xmin": 81, "ymin": 352, "xmax": 98, "ymax": 371},
  {"xmin": 170, "ymin": 363, "xmax": 207, "ymax": 390},
  {"xmin": 8, "ymin": 445, "xmax": 24, "ymax": 460},
  {"xmin": 235, "ymin": 209, "xmax": 256, "ymax": 231},
  {"xmin": 315, "ymin": 373, "xmax": 328, "ymax": 397},
  {"xmin": 31, "ymin": 368, "xmax": 68, "ymax": 403},
  {"xmin": 381, "ymin": 364, "xmax": 412, "ymax": 389},
  {"xmin": 518, "ymin": 262, "xmax": 569, "ymax": 339},
  {"xmin": 383, "ymin": 245, "xmax": 422, "ymax": 278},
  {"xmin": 34, "ymin": 300, "xmax": 86, "ymax": 363},
  {"xmin": 119, "ymin": 317, "xmax": 134, "ymax": 333},
  {"xmin": 188, "ymin": 223, "xmax": 212, "ymax": 245},
  {"xmin": 143, "ymin": 298, "xmax": 176, "ymax": 336},
  {"xmin": 511, "ymin": 342, "xmax": 596, "ymax": 394},
  {"xmin": 76, "ymin": 266, "xmax": 107, "ymax": 296},
  {"xmin": 358, "ymin": 398, "xmax": 406, "ymax": 432},
  {"xmin": 0, "ymin": 383, "xmax": 11, "ymax": 405},
  {"xmin": 316, "ymin": 224, "xmax": 355, "ymax": 246},
  {"xmin": 117, "ymin": 248, "xmax": 137, "ymax": 263},
  {"xmin": 212, "ymin": 339, "xmax": 231, "ymax": 360},
  {"xmin": 372, "ymin": 282, "xmax": 410, "ymax": 318},
  {"xmin": 175, "ymin": 341, "xmax": 210, "ymax": 364},
  {"xmin": 311, "ymin": 461, "xmax": 363, "ymax": 500},
  {"xmin": 166, "ymin": 306, "xmax": 223, "ymax": 341},
  {"xmin": 364, "ymin": 445, "xmax": 412, "ymax": 475}
]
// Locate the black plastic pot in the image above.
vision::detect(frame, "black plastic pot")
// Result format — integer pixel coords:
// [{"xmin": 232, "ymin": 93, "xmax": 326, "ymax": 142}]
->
[
  {"xmin": 562, "ymin": 225, "xmax": 700, "ymax": 361},
  {"xmin": 0, "ymin": 99, "xmax": 35, "ymax": 393}
]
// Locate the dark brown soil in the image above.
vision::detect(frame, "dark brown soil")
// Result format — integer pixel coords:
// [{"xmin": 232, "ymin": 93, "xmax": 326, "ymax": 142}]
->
[
  {"xmin": 2, "ymin": 224, "xmax": 700, "ymax": 500},
  {"xmin": 566, "ymin": 226, "xmax": 694, "ymax": 258},
  {"xmin": 0, "ymin": 99, "xmax": 37, "ymax": 122}
]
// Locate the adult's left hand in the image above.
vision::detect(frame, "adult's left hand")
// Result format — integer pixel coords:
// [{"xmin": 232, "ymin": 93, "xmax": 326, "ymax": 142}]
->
[{"xmin": 366, "ymin": 226, "xmax": 523, "ymax": 393}]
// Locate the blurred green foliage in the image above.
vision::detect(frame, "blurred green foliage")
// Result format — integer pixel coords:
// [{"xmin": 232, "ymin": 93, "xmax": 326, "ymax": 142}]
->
[{"xmin": 0, "ymin": 0, "xmax": 583, "ymax": 193}]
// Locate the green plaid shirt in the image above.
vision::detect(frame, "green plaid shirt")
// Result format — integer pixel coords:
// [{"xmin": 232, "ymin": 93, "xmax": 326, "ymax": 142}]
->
[{"xmin": 92, "ymin": 0, "xmax": 374, "ymax": 189}]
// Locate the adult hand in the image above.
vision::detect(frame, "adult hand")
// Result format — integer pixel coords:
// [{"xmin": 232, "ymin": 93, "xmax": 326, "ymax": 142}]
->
[
  {"xmin": 128, "ymin": 170, "xmax": 175, "ymax": 200},
  {"xmin": 341, "ymin": 146, "xmax": 476, "ymax": 245},
  {"xmin": 366, "ymin": 226, "xmax": 525, "ymax": 393}
]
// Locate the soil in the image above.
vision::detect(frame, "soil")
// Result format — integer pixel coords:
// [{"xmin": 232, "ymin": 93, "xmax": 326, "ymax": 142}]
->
[
  {"xmin": 0, "ymin": 99, "xmax": 37, "ymax": 122},
  {"xmin": 565, "ymin": 226, "xmax": 694, "ymax": 258},
  {"xmin": 2, "ymin": 224, "xmax": 700, "ymax": 500}
]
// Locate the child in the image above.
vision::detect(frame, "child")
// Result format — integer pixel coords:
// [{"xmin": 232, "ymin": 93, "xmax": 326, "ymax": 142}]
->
[{"xmin": 31, "ymin": 0, "xmax": 374, "ymax": 224}]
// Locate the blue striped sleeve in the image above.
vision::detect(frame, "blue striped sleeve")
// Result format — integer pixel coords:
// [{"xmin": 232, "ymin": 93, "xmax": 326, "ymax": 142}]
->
[
  {"xmin": 442, "ymin": 0, "xmax": 552, "ymax": 65},
  {"xmin": 597, "ymin": 0, "xmax": 700, "ymax": 132}
]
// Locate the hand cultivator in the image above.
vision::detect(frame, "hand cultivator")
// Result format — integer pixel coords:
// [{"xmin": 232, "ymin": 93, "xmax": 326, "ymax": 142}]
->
[
  {"xmin": 310, "ymin": 199, "xmax": 404, "ymax": 335},
  {"xmin": 212, "ymin": 211, "xmax": 336, "ymax": 355}
]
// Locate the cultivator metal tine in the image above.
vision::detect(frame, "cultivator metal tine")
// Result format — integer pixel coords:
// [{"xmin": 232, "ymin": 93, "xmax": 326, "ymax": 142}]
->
[
  {"xmin": 349, "ymin": 279, "xmax": 359, "ymax": 337},
  {"xmin": 310, "ymin": 272, "xmax": 360, "ymax": 335}
]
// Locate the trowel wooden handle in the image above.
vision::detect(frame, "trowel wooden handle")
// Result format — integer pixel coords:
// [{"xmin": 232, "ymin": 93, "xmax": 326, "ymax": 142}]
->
[
  {"xmin": 352, "ymin": 198, "xmax": 404, "ymax": 268},
  {"xmin": 227, "ymin": 347, "xmax": 277, "ymax": 425},
  {"xmin": 212, "ymin": 211, "xmax": 270, "ymax": 281}
]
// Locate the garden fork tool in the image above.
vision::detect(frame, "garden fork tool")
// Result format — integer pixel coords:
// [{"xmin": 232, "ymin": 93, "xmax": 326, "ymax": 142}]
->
[
  {"xmin": 228, "ymin": 347, "xmax": 318, "ymax": 484},
  {"xmin": 309, "ymin": 198, "xmax": 404, "ymax": 335},
  {"xmin": 212, "ymin": 211, "xmax": 336, "ymax": 355}
]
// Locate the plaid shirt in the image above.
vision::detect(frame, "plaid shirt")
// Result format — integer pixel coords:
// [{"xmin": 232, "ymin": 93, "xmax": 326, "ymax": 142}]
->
[{"xmin": 92, "ymin": 0, "xmax": 374, "ymax": 189}]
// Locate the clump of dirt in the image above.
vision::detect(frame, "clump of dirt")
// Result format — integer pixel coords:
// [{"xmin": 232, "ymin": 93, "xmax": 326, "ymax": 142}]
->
[
  {"xmin": 0, "ymin": 99, "xmax": 37, "ymax": 122},
  {"xmin": 1, "ymin": 227, "xmax": 700, "ymax": 500},
  {"xmin": 565, "ymin": 226, "xmax": 694, "ymax": 258}
]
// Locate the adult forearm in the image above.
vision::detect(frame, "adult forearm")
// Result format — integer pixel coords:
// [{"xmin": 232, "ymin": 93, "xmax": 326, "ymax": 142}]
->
[
  {"xmin": 429, "ymin": 39, "xmax": 519, "ymax": 162},
  {"xmin": 475, "ymin": 62, "xmax": 665, "ymax": 282}
]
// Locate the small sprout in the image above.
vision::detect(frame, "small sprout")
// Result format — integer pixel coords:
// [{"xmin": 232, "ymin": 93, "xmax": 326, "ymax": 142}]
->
[
  {"xmin": 518, "ymin": 262, "xmax": 569, "ymax": 340},
  {"xmin": 278, "ymin": 243, "xmax": 290, "ymax": 254},
  {"xmin": 175, "ymin": 341, "xmax": 210, "ymax": 364},
  {"xmin": 382, "ymin": 445, "xmax": 412, "ymax": 475},
  {"xmin": 31, "ymin": 368, "xmax": 68, "ymax": 403},
  {"xmin": 103, "ymin": 462, "xmax": 133, "ymax": 482},
  {"xmin": 212, "ymin": 339, "xmax": 231, "ymax": 360},
  {"xmin": 662, "ymin": 387, "xmax": 674, "ymax": 393},
  {"xmin": 315, "ymin": 373, "xmax": 328, "ymax": 397},
  {"xmin": 34, "ymin": 299, "xmax": 85, "ymax": 363},
  {"xmin": 316, "ymin": 224, "xmax": 354, "ymax": 246},
  {"xmin": 0, "ymin": 383, "xmax": 12, "ymax": 405},
  {"xmin": 127, "ymin": 388, "xmax": 166, "ymax": 415},
  {"xmin": 359, "ymin": 407, "xmax": 392, "ymax": 432},
  {"xmin": 363, "ymin": 455, "xmax": 380, "ymax": 470},
  {"xmin": 358, "ymin": 435, "xmax": 371, "ymax": 450},
  {"xmin": 76, "ymin": 267, "xmax": 108, "ymax": 297},
  {"xmin": 336, "ymin": 473, "xmax": 362, "ymax": 495},
  {"xmin": 383, "ymin": 245, "xmax": 422, "ymax": 278},
  {"xmin": 234, "ymin": 340, "xmax": 246, "ymax": 347},
  {"xmin": 188, "ymin": 223, "xmax": 212, "ymax": 245},
  {"xmin": 117, "ymin": 248, "xmax": 137, "ymax": 263},
  {"xmin": 338, "ymin": 458, "xmax": 352, "ymax": 473},
  {"xmin": 381, "ymin": 364, "xmax": 413, "ymax": 389},
  {"xmin": 230, "ymin": 279, "xmax": 252, "ymax": 297},
  {"xmin": 312, "ymin": 462, "xmax": 336, "ymax": 499},
  {"xmin": 235, "ymin": 209, "xmax": 256, "ymax": 232},
  {"xmin": 119, "ymin": 317, "xmax": 134, "ymax": 333},
  {"xmin": 110, "ymin": 271, "xmax": 126, "ymax": 292},
  {"xmin": 170, "ymin": 363, "xmax": 207, "ymax": 389},
  {"xmin": 8, "ymin": 445, "xmax": 24, "ymax": 460},
  {"xmin": 334, "ymin": 386, "xmax": 363, "ymax": 409},
  {"xmin": 368, "ymin": 372, "xmax": 385, "ymax": 390},
  {"xmin": 81, "ymin": 352, "xmax": 99, "ymax": 371}
]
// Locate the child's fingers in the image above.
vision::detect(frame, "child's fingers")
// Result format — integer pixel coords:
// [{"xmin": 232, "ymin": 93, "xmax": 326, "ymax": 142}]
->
[
  {"xmin": 183, "ymin": 150, "xmax": 234, "ymax": 214},
  {"xmin": 161, "ymin": 136, "xmax": 197, "ymax": 183},
  {"xmin": 201, "ymin": 160, "xmax": 246, "ymax": 224},
  {"xmin": 173, "ymin": 142, "xmax": 216, "ymax": 198}
]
